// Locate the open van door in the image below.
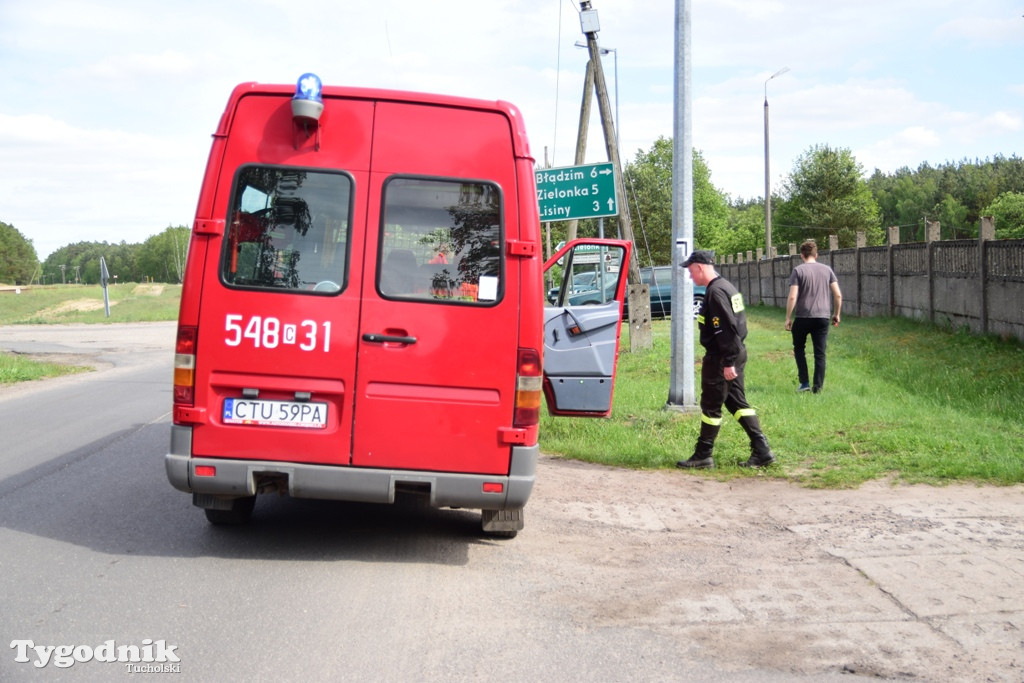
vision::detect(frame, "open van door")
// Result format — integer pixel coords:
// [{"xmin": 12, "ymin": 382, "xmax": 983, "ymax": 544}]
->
[{"xmin": 542, "ymin": 239, "xmax": 631, "ymax": 417}]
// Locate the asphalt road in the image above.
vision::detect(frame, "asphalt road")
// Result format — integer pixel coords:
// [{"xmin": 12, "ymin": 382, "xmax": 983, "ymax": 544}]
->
[{"xmin": 0, "ymin": 323, "xmax": 1021, "ymax": 682}]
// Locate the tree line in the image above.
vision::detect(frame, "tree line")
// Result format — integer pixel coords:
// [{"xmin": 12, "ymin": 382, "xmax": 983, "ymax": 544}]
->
[
  {"xmin": 0, "ymin": 223, "xmax": 190, "ymax": 286},
  {"xmin": 555, "ymin": 141, "xmax": 1024, "ymax": 268},
  {"xmin": 3, "ymin": 148, "xmax": 1022, "ymax": 285}
]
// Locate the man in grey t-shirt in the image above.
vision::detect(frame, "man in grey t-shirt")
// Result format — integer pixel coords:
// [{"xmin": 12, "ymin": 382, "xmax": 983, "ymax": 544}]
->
[{"xmin": 784, "ymin": 240, "xmax": 843, "ymax": 393}]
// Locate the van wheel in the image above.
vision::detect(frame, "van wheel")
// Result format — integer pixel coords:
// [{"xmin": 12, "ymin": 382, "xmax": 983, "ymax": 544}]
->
[
  {"xmin": 485, "ymin": 528, "xmax": 518, "ymax": 539},
  {"xmin": 481, "ymin": 508, "xmax": 523, "ymax": 539},
  {"xmin": 203, "ymin": 496, "xmax": 256, "ymax": 525}
]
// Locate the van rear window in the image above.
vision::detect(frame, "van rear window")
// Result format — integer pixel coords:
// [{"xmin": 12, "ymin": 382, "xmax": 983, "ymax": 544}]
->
[
  {"xmin": 222, "ymin": 166, "xmax": 351, "ymax": 294},
  {"xmin": 378, "ymin": 177, "xmax": 502, "ymax": 304}
]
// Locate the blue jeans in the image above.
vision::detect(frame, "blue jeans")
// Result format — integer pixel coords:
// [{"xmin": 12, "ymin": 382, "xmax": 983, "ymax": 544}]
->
[{"xmin": 791, "ymin": 317, "xmax": 830, "ymax": 391}]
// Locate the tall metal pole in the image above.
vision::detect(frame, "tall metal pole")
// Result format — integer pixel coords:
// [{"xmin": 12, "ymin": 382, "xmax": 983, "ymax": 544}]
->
[
  {"xmin": 608, "ymin": 48, "xmax": 619, "ymax": 153},
  {"xmin": 763, "ymin": 93, "xmax": 771, "ymax": 257},
  {"xmin": 668, "ymin": 0, "xmax": 696, "ymax": 409},
  {"xmin": 763, "ymin": 67, "xmax": 789, "ymax": 258}
]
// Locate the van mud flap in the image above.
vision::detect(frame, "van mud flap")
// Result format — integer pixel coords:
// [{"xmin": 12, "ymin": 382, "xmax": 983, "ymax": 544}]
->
[{"xmin": 481, "ymin": 508, "xmax": 524, "ymax": 536}]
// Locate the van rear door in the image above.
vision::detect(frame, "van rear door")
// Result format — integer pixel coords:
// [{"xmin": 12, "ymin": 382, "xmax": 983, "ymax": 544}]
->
[
  {"xmin": 348, "ymin": 100, "xmax": 524, "ymax": 476},
  {"xmin": 188, "ymin": 93, "xmax": 373, "ymax": 468}
]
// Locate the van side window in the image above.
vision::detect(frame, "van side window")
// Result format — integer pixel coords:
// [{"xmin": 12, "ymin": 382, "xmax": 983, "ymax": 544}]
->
[
  {"xmin": 222, "ymin": 166, "xmax": 351, "ymax": 294},
  {"xmin": 378, "ymin": 177, "xmax": 502, "ymax": 304}
]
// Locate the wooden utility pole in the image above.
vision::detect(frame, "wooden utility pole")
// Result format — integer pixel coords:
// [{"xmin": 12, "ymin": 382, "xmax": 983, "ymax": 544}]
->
[{"xmin": 578, "ymin": 1, "xmax": 652, "ymax": 350}]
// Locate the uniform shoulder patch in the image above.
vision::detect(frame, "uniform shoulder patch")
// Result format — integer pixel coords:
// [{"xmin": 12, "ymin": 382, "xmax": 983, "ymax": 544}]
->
[{"xmin": 731, "ymin": 293, "xmax": 745, "ymax": 314}]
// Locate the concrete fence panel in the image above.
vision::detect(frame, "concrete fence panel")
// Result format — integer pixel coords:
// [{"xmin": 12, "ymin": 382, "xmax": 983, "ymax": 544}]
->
[{"xmin": 718, "ymin": 238, "xmax": 1024, "ymax": 343}]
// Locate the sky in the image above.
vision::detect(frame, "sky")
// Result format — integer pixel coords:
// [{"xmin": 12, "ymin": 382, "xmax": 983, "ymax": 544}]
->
[{"xmin": 1, "ymin": 0, "xmax": 1022, "ymax": 261}]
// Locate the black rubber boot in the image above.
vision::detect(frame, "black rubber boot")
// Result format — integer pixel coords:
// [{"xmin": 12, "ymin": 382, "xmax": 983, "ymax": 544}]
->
[
  {"xmin": 677, "ymin": 422, "xmax": 720, "ymax": 469},
  {"xmin": 737, "ymin": 414, "xmax": 776, "ymax": 468}
]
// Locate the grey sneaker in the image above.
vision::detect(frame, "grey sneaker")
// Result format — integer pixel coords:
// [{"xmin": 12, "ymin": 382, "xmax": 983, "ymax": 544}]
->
[{"xmin": 797, "ymin": 383, "xmax": 811, "ymax": 392}]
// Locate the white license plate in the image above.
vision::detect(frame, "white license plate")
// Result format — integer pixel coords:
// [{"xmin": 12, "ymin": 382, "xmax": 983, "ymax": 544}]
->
[{"xmin": 222, "ymin": 398, "xmax": 328, "ymax": 429}]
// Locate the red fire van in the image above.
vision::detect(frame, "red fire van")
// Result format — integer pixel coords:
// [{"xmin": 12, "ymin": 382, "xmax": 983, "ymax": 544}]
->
[{"xmin": 165, "ymin": 74, "xmax": 631, "ymax": 536}]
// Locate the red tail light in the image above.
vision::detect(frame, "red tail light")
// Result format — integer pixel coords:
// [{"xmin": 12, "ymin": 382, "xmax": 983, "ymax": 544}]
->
[
  {"xmin": 173, "ymin": 326, "xmax": 197, "ymax": 405},
  {"xmin": 513, "ymin": 347, "xmax": 542, "ymax": 427}
]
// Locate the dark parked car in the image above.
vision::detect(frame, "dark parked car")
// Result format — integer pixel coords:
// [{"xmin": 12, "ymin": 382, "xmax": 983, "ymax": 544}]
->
[
  {"xmin": 546, "ymin": 271, "xmax": 599, "ymax": 303},
  {"xmin": 564, "ymin": 265, "xmax": 705, "ymax": 319}
]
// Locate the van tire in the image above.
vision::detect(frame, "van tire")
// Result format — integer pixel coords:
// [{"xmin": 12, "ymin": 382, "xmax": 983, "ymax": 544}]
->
[
  {"xmin": 481, "ymin": 508, "xmax": 523, "ymax": 539},
  {"xmin": 203, "ymin": 496, "xmax": 256, "ymax": 525},
  {"xmin": 486, "ymin": 529, "xmax": 518, "ymax": 539}
]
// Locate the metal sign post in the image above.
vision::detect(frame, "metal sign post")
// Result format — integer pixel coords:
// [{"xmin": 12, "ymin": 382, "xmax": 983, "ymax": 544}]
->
[{"xmin": 100, "ymin": 256, "xmax": 111, "ymax": 318}]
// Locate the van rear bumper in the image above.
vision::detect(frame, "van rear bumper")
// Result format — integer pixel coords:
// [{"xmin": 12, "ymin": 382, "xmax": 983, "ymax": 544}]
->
[{"xmin": 166, "ymin": 426, "xmax": 536, "ymax": 510}]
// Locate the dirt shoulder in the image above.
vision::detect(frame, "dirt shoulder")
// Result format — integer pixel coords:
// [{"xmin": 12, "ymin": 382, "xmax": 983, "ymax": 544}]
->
[
  {"xmin": 526, "ymin": 455, "xmax": 1024, "ymax": 681},
  {"xmin": 0, "ymin": 322, "xmax": 175, "ymax": 398}
]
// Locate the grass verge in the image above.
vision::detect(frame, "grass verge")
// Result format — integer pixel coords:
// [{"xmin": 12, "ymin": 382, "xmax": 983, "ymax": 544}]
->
[
  {"xmin": 4, "ymin": 284, "xmax": 1022, "ymax": 486},
  {"xmin": 540, "ymin": 307, "xmax": 1024, "ymax": 488},
  {"xmin": 0, "ymin": 283, "xmax": 182, "ymax": 325},
  {"xmin": 0, "ymin": 352, "xmax": 90, "ymax": 384}
]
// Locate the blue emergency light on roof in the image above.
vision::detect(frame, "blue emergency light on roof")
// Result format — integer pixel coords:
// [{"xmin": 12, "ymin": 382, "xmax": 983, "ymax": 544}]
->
[{"xmin": 291, "ymin": 72, "xmax": 324, "ymax": 123}]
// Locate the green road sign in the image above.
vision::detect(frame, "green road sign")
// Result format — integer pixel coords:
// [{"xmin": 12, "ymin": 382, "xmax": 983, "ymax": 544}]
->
[{"xmin": 536, "ymin": 162, "xmax": 618, "ymax": 221}]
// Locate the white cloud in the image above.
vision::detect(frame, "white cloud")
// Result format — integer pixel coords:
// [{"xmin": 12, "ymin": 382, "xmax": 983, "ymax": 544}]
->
[
  {"xmin": 985, "ymin": 111, "xmax": 1023, "ymax": 133},
  {"xmin": 0, "ymin": 112, "xmax": 205, "ymax": 257},
  {"xmin": 934, "ymin": 14, "xmax": 1024, "ymax": 43},
  {"xmin": 1, "ymin": 0, "xmax": 1022, "ymax": 259}
]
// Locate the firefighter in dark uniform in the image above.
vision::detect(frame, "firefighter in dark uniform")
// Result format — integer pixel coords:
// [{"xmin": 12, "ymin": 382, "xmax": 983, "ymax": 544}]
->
[{"xmin": 676, "ymin": 250, "xmax": 776, "ymax": 469}]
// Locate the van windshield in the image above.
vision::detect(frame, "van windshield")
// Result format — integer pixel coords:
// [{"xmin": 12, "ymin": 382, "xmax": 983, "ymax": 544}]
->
[{"xmin": 222, "ymin": 166, "xmax": 351, "ymax": 294}]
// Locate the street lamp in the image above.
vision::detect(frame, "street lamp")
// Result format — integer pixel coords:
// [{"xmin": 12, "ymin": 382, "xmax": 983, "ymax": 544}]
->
[
  {"xmin": 575, "ymin": 41, "xmax": 618, "ymax": 151},
  {"xmin": 764, "ymin": 66, "xmax": 789, "ymax": 258}
]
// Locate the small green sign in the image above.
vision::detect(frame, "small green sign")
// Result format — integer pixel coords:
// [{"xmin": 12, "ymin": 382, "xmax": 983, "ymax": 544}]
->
[{"xmin": 536, "ymin": 162, "xmax": 618, "ymax": 221}]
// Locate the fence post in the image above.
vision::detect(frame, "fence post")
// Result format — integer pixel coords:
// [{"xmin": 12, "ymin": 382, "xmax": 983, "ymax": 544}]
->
[
  {"xmin": 980, "ymin": 216, "xmax": 994, "ymax": 334},
  {"xmin": 855, "ymin": 232, "xmax": 865, "ymax": 317},
  {"xmin": 744, "ymin": 251, "xmax": 752, "ymax": 304},
  {"xmin": 926, "ymin": 221, "xmax": 940, "ymax": 324},
  {"xmin": 980, "ymin": 216, "xmax": 995, "ymax": 241},
  {"xmin": 754, "ymin": 249, "xmax": 763, "ymax": 305},
  {"xmin": 887, "ymin": 227, "xmax": 899, "ymax": 317}
]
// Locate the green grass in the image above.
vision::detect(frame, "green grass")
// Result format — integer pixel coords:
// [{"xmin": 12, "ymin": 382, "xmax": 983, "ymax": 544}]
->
[
  {"xmin": 0, "ymin": 283, "xmax": 182, "ymax": 325},
  {"xmin": 4, "ymin": 284, "xmax": 1023, "ymax": 486},
  {"xmin": 540, "ymin": 307, "xmax": 1024, "ymax": 488},
  {"xmin": 0, "ymin": 352, "xmax": 90, "ymax": 384}
]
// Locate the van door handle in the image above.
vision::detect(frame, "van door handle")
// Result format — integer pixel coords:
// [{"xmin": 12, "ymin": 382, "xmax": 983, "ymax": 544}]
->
[{"xmin": 362, "ymin": 333, "xmax": 417, "ymax": 344}]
